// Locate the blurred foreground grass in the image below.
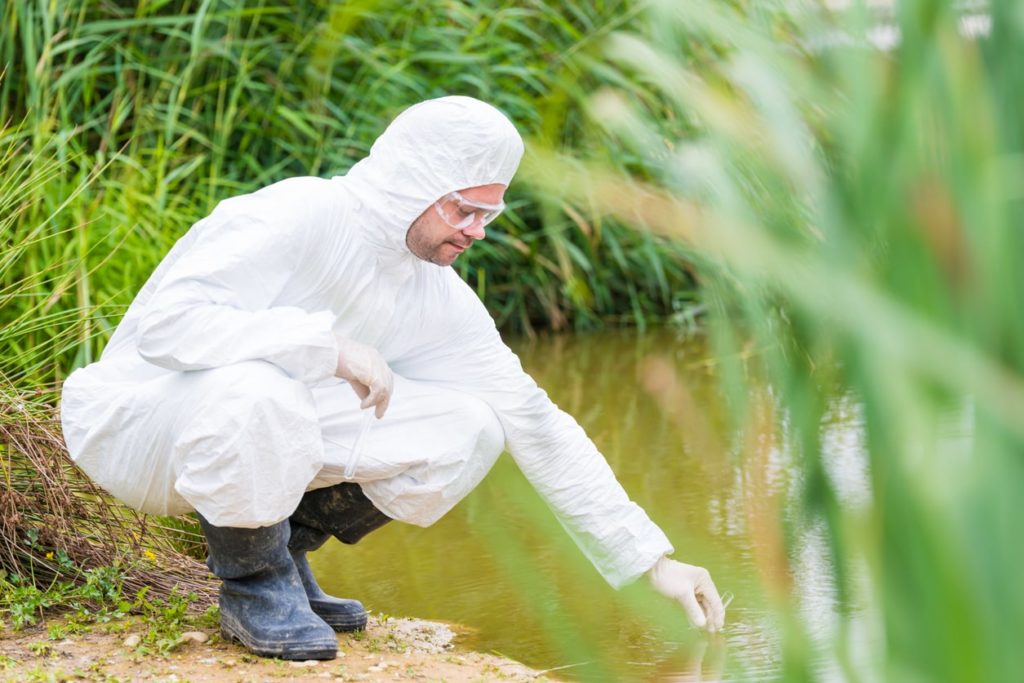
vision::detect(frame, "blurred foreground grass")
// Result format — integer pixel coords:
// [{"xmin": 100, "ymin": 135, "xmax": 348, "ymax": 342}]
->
[{"xmin": 515, "ymin": 0, "xmax": 1021, "ymax": 679}]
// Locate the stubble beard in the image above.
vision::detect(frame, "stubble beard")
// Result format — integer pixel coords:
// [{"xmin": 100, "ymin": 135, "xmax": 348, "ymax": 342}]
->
[{"xmin": 406, "ymin": 214, "xmax": 464, "ymax": 267}]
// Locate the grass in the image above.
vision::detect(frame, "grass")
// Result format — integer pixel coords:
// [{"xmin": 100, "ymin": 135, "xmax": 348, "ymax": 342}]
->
[
  {"xmin": 0, "ymin": 130, "xmax": 216, "ymax": 623},
  {"xmin": 0, "ymin": 0, "xmax": 701, "ymax": 389},
  {"xmin": 1, "ymin": 580, "xmax": 220, "ymax": 680},
  {"xmin": 1, "ymin": 561, "xmax": 216, "ymax": 647},
  {"xmin": 0, "ymin": 378, "xmax": 217, "ymax": 621},
  {"xmin": 516, "ymin": 0, "xmax": 1023, "ymax": 679}
]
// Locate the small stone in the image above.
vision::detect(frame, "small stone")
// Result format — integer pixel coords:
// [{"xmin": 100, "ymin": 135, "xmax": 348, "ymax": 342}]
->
[
  {"xmin": 180, "ymin": 631, "xmax": 208, "ymax": 644},
  {"xmin": 290, "ymin": 659, "xmax": 319, "ymax": 668},
  {"xmin": 368, "ymin": 665, "xmax": 384, "ymax": 673},
  {"xmin": 198, "ymin": 657, "xmax": 218, "ymax": 665},
  {"xmin": 122, "ymin": 634, "xmax": 141, "ymax": 648}
]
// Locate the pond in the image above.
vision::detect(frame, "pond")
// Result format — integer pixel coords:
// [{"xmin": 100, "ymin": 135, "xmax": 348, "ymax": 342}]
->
[{"xmin": 314, "ymin": 329, "xmax": 871, "ymax": 681}]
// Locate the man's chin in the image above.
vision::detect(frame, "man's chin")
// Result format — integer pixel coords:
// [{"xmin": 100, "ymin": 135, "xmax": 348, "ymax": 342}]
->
[
  {"xmin": 426, "ymin": 251, "xmax": 458, "ymax": 267},
  {"xmin": 412, "ymin": 241, "xmax": 468, "ymax": 267},
  {"xmin": 437, "ymin": 243, "xmax": 468, "ymax": 266}
]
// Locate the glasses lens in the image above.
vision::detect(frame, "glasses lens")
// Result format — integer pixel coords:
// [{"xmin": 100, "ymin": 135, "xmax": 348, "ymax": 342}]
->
[{"xmin": 435, "ymin": 193, "xmax": 504, "ymax": 230}]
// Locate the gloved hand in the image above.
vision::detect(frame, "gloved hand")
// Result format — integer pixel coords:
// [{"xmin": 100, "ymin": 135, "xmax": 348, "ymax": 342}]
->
[
  {"xmin": 647, "ymin": 556, "xmax": 726, "ymax": 633},
  {"xmin": 334, "ymin": 335, "xmax": 393, "ymax": 419}
]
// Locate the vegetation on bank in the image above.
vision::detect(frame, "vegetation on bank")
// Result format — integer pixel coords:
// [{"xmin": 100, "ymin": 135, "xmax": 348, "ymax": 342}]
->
[
  {"xmin": 0, "ymin": 0, "xmax": 703, "ymax": 389},
  {"xmin": 0, "ymin": 380, "xmax": 215, "ymax": 628}
]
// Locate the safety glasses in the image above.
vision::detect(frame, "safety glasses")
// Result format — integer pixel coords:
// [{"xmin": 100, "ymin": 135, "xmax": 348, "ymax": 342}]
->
[{"xmin": 433, "ymin": 191, "xmax": 505, "ymax": 231}]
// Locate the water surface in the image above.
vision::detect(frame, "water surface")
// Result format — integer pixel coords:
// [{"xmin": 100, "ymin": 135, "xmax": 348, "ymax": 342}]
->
[{"xmin": 315, "ymin": 329, "xmax": 868, "ymax": 681}]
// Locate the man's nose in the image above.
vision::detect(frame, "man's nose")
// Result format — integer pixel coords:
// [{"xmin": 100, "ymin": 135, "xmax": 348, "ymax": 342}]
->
[{"xmin": 461, "ymin": 220, "xmax": 486, "ymax": 240}]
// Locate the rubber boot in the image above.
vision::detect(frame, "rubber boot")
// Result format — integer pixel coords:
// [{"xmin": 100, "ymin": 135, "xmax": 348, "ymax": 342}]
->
[
  {"xmin": 198, "ymin": 515, "xmax": 337, "ymax": 660},
  {"xmin": 287, "ymin": 522, "xmax": 367, "ymax": 631},
  {"xmin": 287, "ymin": 483, "xmax": 392, "ymax": 632}
]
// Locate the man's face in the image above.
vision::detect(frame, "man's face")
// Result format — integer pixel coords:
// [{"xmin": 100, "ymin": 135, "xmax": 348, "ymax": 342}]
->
[{"xmin": 406, "ymin": 183, "xmax": 506, "ymax": 267}]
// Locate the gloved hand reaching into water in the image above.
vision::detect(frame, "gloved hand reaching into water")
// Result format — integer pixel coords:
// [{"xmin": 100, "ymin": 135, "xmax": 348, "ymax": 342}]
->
[
  {"xmin": 647, "ymin": 556, "xmax": 726, "ymax": 633},
  {"xmin": 334, "ymin": 336, "xmax": 394, "ymax": 418}
]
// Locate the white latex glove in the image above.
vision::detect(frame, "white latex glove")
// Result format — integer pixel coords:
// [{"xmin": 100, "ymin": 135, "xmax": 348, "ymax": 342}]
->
[
  {"xmin": 647, "ymin": 556, "xmax": 726, "ymax": 633},
  {"xmin": 334, "ymin": 335, "xmax": 393, "ymax": 419}
]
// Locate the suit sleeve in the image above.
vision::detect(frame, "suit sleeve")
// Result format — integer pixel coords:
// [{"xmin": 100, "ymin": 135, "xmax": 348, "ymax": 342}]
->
[{"xmin": 136, "ymin": 203, "xmax": 338, "ymax": 385}]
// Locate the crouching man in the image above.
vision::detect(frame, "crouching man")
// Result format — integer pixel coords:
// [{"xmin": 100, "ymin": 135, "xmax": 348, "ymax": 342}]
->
[{"xmin": 60, "ymin": 96, "xmax": 724, "ymax": 660}]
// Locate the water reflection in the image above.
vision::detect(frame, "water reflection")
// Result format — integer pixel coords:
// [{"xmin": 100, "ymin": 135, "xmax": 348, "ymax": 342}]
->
[{"xmin": 313, "ymin": 329, "xmax": 869, "ymax": 681}]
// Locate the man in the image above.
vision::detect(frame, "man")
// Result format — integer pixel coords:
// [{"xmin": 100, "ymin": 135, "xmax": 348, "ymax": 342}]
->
[{"xmin": 60, "ymin": 96, "xmax": 725, "ymax": 660}]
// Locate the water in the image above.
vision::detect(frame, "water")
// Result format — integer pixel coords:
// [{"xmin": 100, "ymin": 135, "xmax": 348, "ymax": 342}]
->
[{"xmin": 314, "ymin": 329, "xmax": 871, "ymax": 681}]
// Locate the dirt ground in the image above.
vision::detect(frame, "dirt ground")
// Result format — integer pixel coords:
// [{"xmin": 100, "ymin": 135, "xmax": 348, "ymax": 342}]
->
[{"xmin": 0, "ymin": 615, "xmax": 556, "ymax": 682}]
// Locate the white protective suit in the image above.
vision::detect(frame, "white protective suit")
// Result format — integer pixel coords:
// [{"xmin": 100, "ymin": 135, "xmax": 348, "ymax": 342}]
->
[{"xmin": 59, "ymin": 96, "xmax": 673, "ymax": 588}]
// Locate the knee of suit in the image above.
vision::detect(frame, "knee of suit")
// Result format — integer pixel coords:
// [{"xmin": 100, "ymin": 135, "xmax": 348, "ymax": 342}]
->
[
  {"xmin": 173, "ymin": 361, "xmax": 324, "ymax": 528},
  {"xmin": 450, "ymin": 393, "xmax": 505, "ymax": 458}
]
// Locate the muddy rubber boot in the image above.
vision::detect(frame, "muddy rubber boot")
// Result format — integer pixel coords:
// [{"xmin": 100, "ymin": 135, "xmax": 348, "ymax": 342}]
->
[
  {"xmin": 198, "ymin": 515, "xmax": 337, "ymax": 660},
  {"xmin": 287, "ymin": 483, "xmax": 392, "ymax": 632}
]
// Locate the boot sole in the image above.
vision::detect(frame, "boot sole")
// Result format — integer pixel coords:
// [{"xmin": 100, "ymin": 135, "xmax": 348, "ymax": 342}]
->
[
  {"xmin": 221, "ymin": 620, "xmax": 337, "ymax": 661},
  {"xmin": 314, "ymin": 610, "xmax": 368, "ymax": 632},
  {"xmin": 308, "ymin": 599, "xmax": 368, "ymax": 632}
]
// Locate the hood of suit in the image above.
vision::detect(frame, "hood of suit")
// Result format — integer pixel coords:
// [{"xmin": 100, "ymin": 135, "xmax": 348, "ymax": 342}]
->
[{"xmin": 333, "ymin": 96, "xmax": 524, "ymax": 259}]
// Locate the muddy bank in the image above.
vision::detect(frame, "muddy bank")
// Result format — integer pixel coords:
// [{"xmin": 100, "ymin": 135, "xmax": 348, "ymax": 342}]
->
[{"xmin": 0, "ymin": 614, "xmax": 556, "ymax": 682}]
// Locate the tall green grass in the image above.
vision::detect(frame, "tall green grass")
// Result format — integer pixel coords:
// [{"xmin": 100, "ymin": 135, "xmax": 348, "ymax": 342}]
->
[
  {"xmin": 519, "ymin": 0, "xmax": 1022, "ymax": 679},
  {"xmin": 0, "ymin": 120, "xmax": 216, "ymax": 624},
  {"xmin": 1, "ymin": 0, "xmax": 700, "ymax": 387}
]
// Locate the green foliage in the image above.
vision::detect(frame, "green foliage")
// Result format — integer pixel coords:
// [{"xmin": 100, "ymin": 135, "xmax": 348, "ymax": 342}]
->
[
  {"xmin": 129, "ymin": 587, "xmax": 215, "ymax": 655},
  {"xmin": 0, "ymin": 0, "xmax": 700, "ymax": 386},
  {"xmin": 0, "ymin": 550, "xmax": 201, "ymax": 637},
  {"xmin": 520, "ymin": 0, "xmax": 1022, "ymax": 679},
  {"xmin": 0, "ymin": 559, "xmax": 128, "ymax": 630},
  {"xmin": 1, "ymin": 553, "xmax": 214, "ymax": 656}
]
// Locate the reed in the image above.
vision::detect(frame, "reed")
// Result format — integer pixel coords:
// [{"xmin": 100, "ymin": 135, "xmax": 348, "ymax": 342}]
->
[
  {"xmin": 0, "ymin": 127, "xmax": 215, "ymax": 617},
  {"xmin": 0, "ymin": 0, "xmax": 698, "ymax": 390},
  {"xmin": 520, "ymin": 0, "xmax": 1022, "ymax": 678}
]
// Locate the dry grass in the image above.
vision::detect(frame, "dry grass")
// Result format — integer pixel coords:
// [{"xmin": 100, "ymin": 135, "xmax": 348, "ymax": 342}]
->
[{"xmin": 0, "ymin": 381, "xmax": 216, "ymax": 610}]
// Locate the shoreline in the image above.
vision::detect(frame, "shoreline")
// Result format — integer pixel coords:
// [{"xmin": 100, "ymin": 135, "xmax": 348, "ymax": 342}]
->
[{"xmin": 0, "ymin": 613, "xmax": 554, "ymax": 682}]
